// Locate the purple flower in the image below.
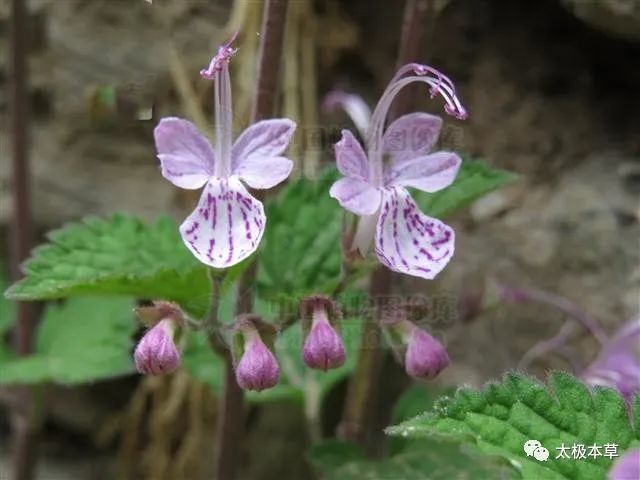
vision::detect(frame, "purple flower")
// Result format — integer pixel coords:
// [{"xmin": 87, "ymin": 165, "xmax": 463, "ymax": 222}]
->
[
  {"xmin": 608, "ymin": 448, "xmax": 640, "ymax": 480},
  {"xmin": 154, "ymin": 34, "xmax": 296, "ymax": 268},
  {"xmin": 582, "ymin": 318, "xmax": 640, "ymax": 403},
  {"xmin": 235, "ymin": 332, "xmax": 280, "ymax": 391},
  {"xmin": 301, "ymin": 296, "xmax": 346, "ymax": 371},
  {"xmin": 323, "ymin": 90, "xmax": 372, "ymax": 138},
  {"xmin": 329, "ymin": 64, "xmax": 467, "ymax": 279},
  {"xmin": 134, "ymin": 318, "xmax": 181, "ymax": 375},
  {"xmin": 404, "ymin": 324, "xmax": 450, "ymax": 380}
]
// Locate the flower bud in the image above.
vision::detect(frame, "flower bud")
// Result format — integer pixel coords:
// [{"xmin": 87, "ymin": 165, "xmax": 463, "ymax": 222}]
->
[
  {"xmin": 134, "ymin": 318, "xmax": 181, "ymax": 375},
  {"xmin": 300, "ymin": 296, "xmax": 346, "ymax": 371},
  {"xmin": 404, "ymin": 326, "xmax": 449, "ymax": 380},
  {"xmin": 232, "ymin": 315, "xmax": 279, "ymax": 392},
  {"xmin": 382, "ymin": 309, "xmax": 449, "ymax": 380}
]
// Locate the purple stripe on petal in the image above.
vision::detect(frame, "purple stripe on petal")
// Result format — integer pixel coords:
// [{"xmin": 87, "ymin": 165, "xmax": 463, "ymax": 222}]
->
[
  {"xmin": 179, "ymin": 177, "xmax": 266, "ymax": 268},
  {"xmin": 374, "ymin": 187, "xmax": 455, "ymax": 280}
]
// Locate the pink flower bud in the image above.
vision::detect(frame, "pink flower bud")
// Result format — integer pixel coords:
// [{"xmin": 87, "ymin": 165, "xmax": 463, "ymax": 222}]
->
[
  {"xmin": 300, "ymin": 295, "xmax": 346, "ymax": 371},
  {"xmin": 404, "ymin": 326, "xmax": 449, "ymax": 380},
  {"xmin": 303, "ymin": 310, "xmax": 346, "ymax": 371},
  {"xmin": 235, "ymin": 332, "xmax": 280, "ymax": 391},
  {"xmin": 134, "ymin": 318, "xmax": 181, "ymax": 375}
]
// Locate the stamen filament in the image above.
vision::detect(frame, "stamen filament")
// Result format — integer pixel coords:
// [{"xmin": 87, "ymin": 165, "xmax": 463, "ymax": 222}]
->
[
  {"xmin": 214, "ymin": 59, "xmax": 233, "ymax": 178},
  {"xmin": 365, "ymin": 68, "xmax": 468, "ymax": 186}
]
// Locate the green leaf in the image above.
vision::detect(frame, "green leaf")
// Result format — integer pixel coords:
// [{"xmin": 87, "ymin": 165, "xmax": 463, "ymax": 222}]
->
[
  {"xmin": 387, "ymin": 371, "xmax": 640, "ymax": 480},
  {"xmin": 0, "ymin": 265, "xmax": 15, "ymax": 335},
  {"xmin": 259, "ymin": 169, "xmax": 343, "ymax": 301},
  {"xmin": 181, "ymin": 330, "xmax": 226, "ymax": 393},
  {"xmin": 5, "ymin": 215, "xmax": 211, "ymax": 317},
  {"xmin": 0, "ymin": 296, "xmax": 136, "ymax": 384},
  {"xmin": 389, "ymin": 384, "xmax": 456, "ymax": 456},
  {"xmin": 310, "ymin": 439, "xmax": 516, "ymax": 480},
  {"xmin": 413, "ymin": 158, "xmax": 516, "ymax": 218},
  {"xmin": 307, "ymin": 440, "xmax": 366, "ymax": 474}
]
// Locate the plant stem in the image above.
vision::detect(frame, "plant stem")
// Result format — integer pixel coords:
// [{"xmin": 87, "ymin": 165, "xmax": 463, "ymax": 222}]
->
[
  {"xmin": 9, "ymin": 0, "xmax": 37, "ymax": 479},
  {"xmin": 213, "ymin": 1, "xmax": 289, "ymax": 478},
  {"xmin": 499, "ymin": 284, "xmax": 608, "ymax": 345},
  {"xmin": 391, "ymin": 0, "xmax": 433, "ymax": 119},
  {"xmin": 339, "ymin": 266, "xmax": 390, "ymax": 445},
  {"xmin": 339, "ymin": 0, "xmax": 431, "ymax": 448},
  {"xmin": 251, "ymin": 0, "xmax": 290, "ymax": 123}
]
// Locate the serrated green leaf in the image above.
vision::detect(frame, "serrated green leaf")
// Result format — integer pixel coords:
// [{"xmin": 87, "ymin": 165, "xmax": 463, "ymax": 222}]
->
[
  {"xmin": 259, "ymin": 169, "xmax": 343, "ymax": 300},
  {"xmin": 389, "ymin": 384, "xmax": 456, "ymax": 456},
  {"xmin": 5, "ymin": 215, "xmax": 211, "ymax": 317},
  {"xmin": 387, "ymin": 371, "xmax": 640, "ymax": 480},
  {"xmin": 0, "ymin": 296, "xmax": 136, "ymax": 384},
  {"xmin": 413, "ymin": 158, "xmax": 516, "ymax": 218}
]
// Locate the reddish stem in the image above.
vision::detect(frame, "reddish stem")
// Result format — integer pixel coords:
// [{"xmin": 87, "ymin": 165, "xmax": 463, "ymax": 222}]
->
[
  {"xmin": 214, "ymin": 1, "xmax": 289, "ymax": 479},
  {"xmin": 339, "ymin": 0, "xmax": 431, "ymax": 448},
  {"xmin": 391, "ymin": 0, "xmax": 433, "ymax": 119},
  {"xmin": 339, "ymin": 266, "xmax": 390, "ymax": 445},
  {"xmin": 9, "ymin": 0, "xmax": 37, "ymax": 479}
]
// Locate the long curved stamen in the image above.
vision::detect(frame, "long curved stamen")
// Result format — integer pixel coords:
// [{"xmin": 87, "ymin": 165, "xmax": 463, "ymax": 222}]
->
[{"xmin": 366, "ymin": 65, "xmax": 468, "ymax": 186}]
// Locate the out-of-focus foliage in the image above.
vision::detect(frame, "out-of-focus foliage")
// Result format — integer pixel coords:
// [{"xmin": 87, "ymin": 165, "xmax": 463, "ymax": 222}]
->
[
  {"xmin": 0, "ymin": 268, "xmax": 16, "ymax": 362},
  {"xmin": 0, "ymin": 296, "xmax": 136, "ymax": 384},
  {"xmin": 413, "ymin": 158, "xmax": 517, "ymax": 218},
  {"xmin": 387, "ymin": 372, "xmax": 640, "ymax": 480}
]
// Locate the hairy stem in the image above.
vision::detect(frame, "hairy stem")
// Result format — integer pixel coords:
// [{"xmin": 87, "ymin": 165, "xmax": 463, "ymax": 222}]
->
[
  {"xmin": 214, "ymin": 1, "xmax": 290, "ymax": 478},
  {"xmin": 9, "ymin": 0, "xmax": 37, "ymax": 478}
]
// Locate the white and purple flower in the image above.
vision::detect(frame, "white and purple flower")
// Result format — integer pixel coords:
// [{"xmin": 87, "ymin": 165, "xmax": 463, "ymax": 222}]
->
[
  {"xmin": 328, "ymin": 64, "xmax": 467, "ymax": 279},
  {"xmin": 154, "ymin": 34, "xmax": 296, "ymax": 268}
]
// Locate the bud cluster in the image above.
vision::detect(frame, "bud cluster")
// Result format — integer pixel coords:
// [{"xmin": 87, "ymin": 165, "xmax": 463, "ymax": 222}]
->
[{"xmin": 132, "ymin": 294, "xmax": 450, "ymax": 391}]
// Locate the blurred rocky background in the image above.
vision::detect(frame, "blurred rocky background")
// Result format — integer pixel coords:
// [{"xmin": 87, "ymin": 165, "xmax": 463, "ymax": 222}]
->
[{"xmin": 1, "ymin": 0, "xmax": 639, "ymax": 478}]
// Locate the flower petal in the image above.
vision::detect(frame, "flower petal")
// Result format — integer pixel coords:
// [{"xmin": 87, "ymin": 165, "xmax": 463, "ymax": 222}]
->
[
  {"xmin": 179, "ymin": 177, "xmax": 265, "ymax": 268},
  {"xmin": 231, "ymin": 119, "xmax": 296, "ymax": 169},
  {"xmin": 233, "ymin": 156, "xmax": 293, "ymax": 190},
  {"xmin": 352, "ymin": 213, "xmax": 378, "ymax": 256},
  {"xmin": 374, "ymin": 187, "xmax": 454, "ymax": 279},
  {"xmin": 335, "ymin": 129, "xmax": 369, "ymax": 180},
  {"xmin": 582, "ymin": 318, "xmax": 640, "ymax": 402},
  {"xmin": 154, "ymin": 117, "xmax": 215, "ymax": 189},
  {"xmin": 384, "ymin": 151, "xmax": 461, "ymax": 192},
  {"xmin": 329, "ymin": 177, "xmax": 381, "ymax": 216},
  {"xmin": 382, "ymin": 112, "xmax": 442, "ymax": 164}
]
